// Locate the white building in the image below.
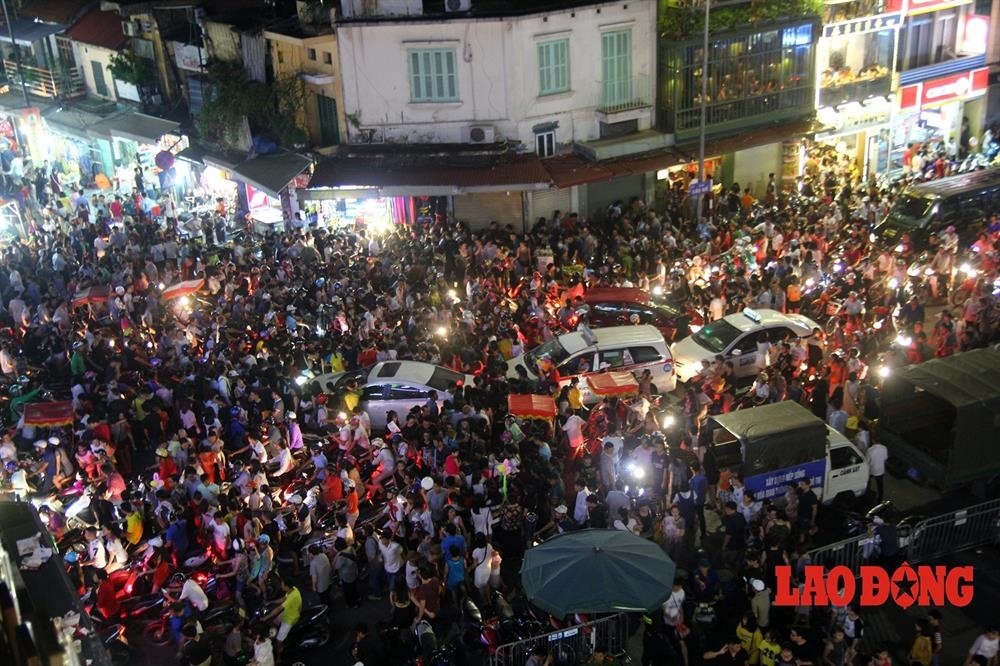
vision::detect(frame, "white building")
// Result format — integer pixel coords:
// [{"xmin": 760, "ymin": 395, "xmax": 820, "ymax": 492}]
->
[
  {"xmin": 336, "ymin": 0, "xmax": 656, "ymax": 153},
  {"xmin": 308, "ymin": 0, "xmax": 661, "ymax": 227}
]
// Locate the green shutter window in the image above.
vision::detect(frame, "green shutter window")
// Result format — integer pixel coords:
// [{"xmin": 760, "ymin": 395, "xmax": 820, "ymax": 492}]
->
[
  {"xmin": 538, "ymin": 38, "xmax": 569, "ymax": 96},
  {"xmin": 601, "ymin": 29, "xmax": 632, "ymax": 107},
  {"xmin": 408, "ymin": 48, "xmax": 459, "ymax": 102}
]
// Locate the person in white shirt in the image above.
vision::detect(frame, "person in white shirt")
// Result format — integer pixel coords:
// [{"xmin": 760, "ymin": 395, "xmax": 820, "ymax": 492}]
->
[
  {"xmin": 377, "ymin": 530, "xmax": 404, "ymax": 594},
  {"xmin": 166, "ymin": 577, "xmax": 210, "ymax": 612},
  {"xmin": 966, "ymin": 628, "xmax": 999, "ymax": 666},
  {"xmin": 866, "ymin": 441, "xmax": 888, "ymax": 502}
]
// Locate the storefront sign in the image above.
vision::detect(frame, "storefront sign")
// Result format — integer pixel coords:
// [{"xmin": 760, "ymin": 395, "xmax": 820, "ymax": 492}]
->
[
  {"xmin": 899, "ymin": 68, "xmax": 989, "ymax": 109},
  {"xmin": 959, "ymin": 15, "xmax": 989, "ymax": 55},
  {"xmin": 904, "ymin": 0, "xmax": 973, "ymax": 15},
  {"xmin": 817, "ymin": 99, "xmax": 892, "ymax": 137},
  {"xmin": 823, "ymin": 13, "xmax": 901, "ymax": 38},
  {"xmin": 172, "ymin": 42, "xmax": 203, "ymax": 72}
]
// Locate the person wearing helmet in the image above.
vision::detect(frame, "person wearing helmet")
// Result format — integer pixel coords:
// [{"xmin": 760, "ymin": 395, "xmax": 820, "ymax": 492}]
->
[
  {"xmin": 344, "ymin": 478, "xmax": 360, "ymax": 528},
  {"xmin": 286, "ymin": 411, "xmax": 303, "ymax": 452}
]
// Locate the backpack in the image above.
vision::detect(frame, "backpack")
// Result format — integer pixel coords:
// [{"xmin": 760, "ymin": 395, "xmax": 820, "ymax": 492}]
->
[{"xmin": 910, "ymin": 634, "xmax": 932, "ymax": 666}]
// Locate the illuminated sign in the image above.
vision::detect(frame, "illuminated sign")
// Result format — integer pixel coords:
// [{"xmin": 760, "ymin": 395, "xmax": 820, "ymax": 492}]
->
[
  {"xmin": 900, "ymin": 68, "xmax": 989, "ymax": 108},
  {"xmin": 823, "ymin": 13, "xmax": 902, "ymax": 38},
  {"xmin": 905, "ymin": 0, "xmax": 974, "ymax": 15},
  {"xmin": 817, "ymin": 98, "xmax": 892, "ymax": 137},
  {"xmin": 959, "ymin": 15, "xmax": 989, "ymax": 55}
]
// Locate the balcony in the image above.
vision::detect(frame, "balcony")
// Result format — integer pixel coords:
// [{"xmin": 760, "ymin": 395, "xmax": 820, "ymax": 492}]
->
[
  {"xmin": 818, "ymin": 70, "xmax": 892, "ymax": 107},
  {"xmin": 3, "ymin": 61, "xmax": 85, "ymax": 100},
  {"xmin": 596, "ymin": 73, "xmax": 651, "ymax": 122}
]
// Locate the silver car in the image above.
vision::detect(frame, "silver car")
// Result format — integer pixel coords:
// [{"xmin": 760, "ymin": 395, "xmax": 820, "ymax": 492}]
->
[{"xmin": 311, "ymin": 361, "xmax": 475, "ymax": 430}]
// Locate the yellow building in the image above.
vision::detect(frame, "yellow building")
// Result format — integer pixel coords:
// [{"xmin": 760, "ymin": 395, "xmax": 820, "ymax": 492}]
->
[{"xmin": 264, "ymin": 17, "xmax": 344, "ymax": 151}]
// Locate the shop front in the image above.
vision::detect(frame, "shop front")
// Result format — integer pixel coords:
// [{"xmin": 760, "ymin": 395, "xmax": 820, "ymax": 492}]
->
[
  {"xmin": 227, "ymin": 151, "xmax": 313, "ymax": 232},
  {"xmin": 88, "ymin": 111, "xmax": 182, "ymax": 192},
  {"xmin": 892, "ymin": 67, "xmax": 989, "ymax": 169},
  {"xmin": 816, "ymin": 12, "xmax": 900, "ymax": 109},
  {"xmin": 813, "ymin": 95, "xmax": 893, "ymax": 179}
]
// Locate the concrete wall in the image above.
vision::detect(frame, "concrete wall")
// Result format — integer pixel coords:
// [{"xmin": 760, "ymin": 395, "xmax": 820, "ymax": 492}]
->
[
  {"xmin": 203, "ymin": 20, "xmax": 242, "ymax": 63},
  {"xmin": 732, "ymin": 143, "xmax": 782, "ymax": 197},
  {"xmin": 73, "ymin": 43, "xmax": 117, "ymax": 101},
  {"xmin": 267, "ymin": 32, "xmax": 345, "ymax": 148},
  {"xmin": 336, "ymin": 0, "xmax": 655, "ymax": 148}
]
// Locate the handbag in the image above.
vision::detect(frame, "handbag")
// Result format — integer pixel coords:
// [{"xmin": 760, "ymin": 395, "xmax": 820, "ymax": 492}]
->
[{"xmin": 675, "ymin": 621, "xmax": 692, "ymax": 638}]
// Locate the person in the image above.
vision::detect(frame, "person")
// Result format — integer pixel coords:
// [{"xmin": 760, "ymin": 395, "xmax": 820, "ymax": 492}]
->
[
  {"xmin": 965, "ymin": 627, "xmax": 1000, "ymax": 666},
  {"xmin": 308, "ymin": 543, "xmax": 332, "ymax": 603},
  {"xmin": 178, "ymin": 624, "xmax": 212, "ymax": 666},
  {"xmin": 927, "ymin": 610, "xmax": 943, "ymax": 666},
  {"xmin": 587, "ymin": 644, "xmax": 622, "ymax": 665},
  {"xmin": 824, "ymin": 625, "xmax": 850, "ymax": 666},
  {"xmin": 796, "ymin": 478, "xmax": 818, "ymax": 543},
  {"xmin": 261, "ymin": 577, "xmax": 301, "ymax": 661},
  {"xmin": 248, "ymin": 630, "xmax": 274, "ymax": 666},
  {"xmin": 333, "ymin": 537, "xmax": 360, "ymax": 608},
  {"xmin": 526, "ymin": 644, "xmax": 554, "ymax": 666},
  {"xmin": 910, "ymin": 620, "xmax": 934, "ymax": 666},
  {"xmin": 704, "ymin": 638, "xmax": 749, "ymax": 665},
  {"xmin": 867, "ymin": 440, "xmax": 888, "ymax": 502},
  {"xmin": 164, "ymin": 575, "xmax": 210, "ymax": 614},
  {"xmin": 352, "ymin": 622, "xmax": 386, "ymax": 666}
]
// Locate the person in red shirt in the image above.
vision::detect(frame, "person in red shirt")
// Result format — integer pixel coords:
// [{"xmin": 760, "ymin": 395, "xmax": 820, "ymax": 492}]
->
[
  {"xmin": 322, "ymin": 466, "xmax": 344, "ymax": 507},
  {"xmin": 92, "ymin": 570, "xmax": 121, "ymax": 620},
  {"xmin": 150, "ymin": 447, "xmax": 178, "ymax": 490}
]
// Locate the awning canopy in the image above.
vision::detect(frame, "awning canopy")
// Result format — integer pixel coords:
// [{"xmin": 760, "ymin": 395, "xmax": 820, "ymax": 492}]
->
[
  {"xmin": 586, "ymin": 371, "xmax": 640, "ymax": 398},
  {"xmin": 231, "ymin": 151, "xmax": 312, "ymax": 199},
  {"xmin": 44, "ymin": 107, "xmax": 106, "ymax": 142},
  {"xmin": 0, "ymin": 19, "xmax": 66, "ymax": 46},
  {"xmin": 507, "ymin": 394, "xmax": 557, "ymax": 420},
  {"xmin": 23, "ymin": 401, "xmax": 74, "ymax": 426},
  {"xmin": 89, "ymin": 112, "xmax": 180, "ymax": 144},
  {"xmin": 161, "ymin": 279, "xmax": 204, "ymax": 301},
  {"xmin": 175, "ymin": 142, "xmax": 243, "ymax": 170},
  {"xmin": 308, "ymin": 149, "xmax": 552, "ymax": 193}
]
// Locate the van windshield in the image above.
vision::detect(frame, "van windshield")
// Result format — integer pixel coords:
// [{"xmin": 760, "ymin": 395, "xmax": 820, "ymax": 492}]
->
[
  {"xmin": 523, "ymin": 338, "xmax": 570, "ymax": 370},
  {"xmin": 691, "ymin": 320, "xmax": 743, "ymax": 354},
  {"xmin": 888, "ymin": 195, "xmax": 933, "ymax": 227}
]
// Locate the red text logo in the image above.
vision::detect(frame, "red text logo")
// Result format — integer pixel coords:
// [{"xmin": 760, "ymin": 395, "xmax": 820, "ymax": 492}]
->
[{"xmin": 774, "ymin": 564, "xmax": 974, "ymax": 608}]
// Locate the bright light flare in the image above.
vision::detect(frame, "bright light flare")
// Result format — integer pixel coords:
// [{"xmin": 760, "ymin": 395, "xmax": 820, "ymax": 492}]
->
[{"xmin": 878, "ymin": 366, "xmax": 890, "ymax": 378}]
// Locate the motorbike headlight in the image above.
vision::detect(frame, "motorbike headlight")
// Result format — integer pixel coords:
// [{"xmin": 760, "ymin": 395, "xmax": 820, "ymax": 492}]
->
[
  {"xmin": 878, "ymin": 366, "xmax": 891, "ymax": 378},
  {"xmin": 652, "ymin": 285, "xmax": 664, "ymax": 297},
  {"xmin": 869, "ymin": 233, "xmax": 877, "ymax": 244},
  {"xmin": 662, "ymin": 414, "xmax": 676, "ymax": 429},
  {"xmin": 688, "ymin": 324, "xmax": 702, "ymax": 333}
]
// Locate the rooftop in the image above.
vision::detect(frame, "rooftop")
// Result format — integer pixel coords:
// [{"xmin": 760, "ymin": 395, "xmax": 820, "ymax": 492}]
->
[
  {"xmin": 337, "ymin": 0, "xmax": 624, "ymax": 22},
  {"xmin": 64, "ymin": 9, "xmax": 127, "ymax": 50},
  {"xmin": 18, "ymin": 0, "xmax": 91, "ymax": 24}
]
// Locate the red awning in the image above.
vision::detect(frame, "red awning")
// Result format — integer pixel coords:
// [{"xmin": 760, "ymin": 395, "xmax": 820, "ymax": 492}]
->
[
  {"xmin": 23, "ymin": 401, "xmax": 74, "ymax": 426},
  {"xmin": 71, "ymin": 285, "xmax": 110, "ymax": 309},
  {"xmin": 161, "ymin": 279, "xmax": 204, "ymax": 301},
  {"xmin": 586, "ymin": 371, "xmax": 640, "ymax": 398},
  {"xmin": 507, "ymin": 394, "xmax": 557, "ymax": 420}
]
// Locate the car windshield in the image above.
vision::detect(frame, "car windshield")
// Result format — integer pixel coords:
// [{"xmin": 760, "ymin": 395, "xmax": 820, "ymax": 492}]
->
[
  {"xmin": 333, "ymin": 369, "xmax": 365, "ymax": 391},
  {"xmin": 888, "ymin": 195, "xmax": 933, "ymax": 227},
  {"xmin": 523, "ymin": 338, "xmax": 570, "ymax": 369},
  {"xmin": 691, "ymin": 320, "xmax": 744, "ymax": 354},
  {"xmin": 427, "ymin": 366, "xmax": 464, "ymax": 392}
]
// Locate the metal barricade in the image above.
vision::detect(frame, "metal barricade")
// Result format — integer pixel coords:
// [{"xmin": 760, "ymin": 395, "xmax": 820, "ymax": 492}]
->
[
  {"xmin": 489, "ymin": 614, "xmax": 630, "ymax": 666},
  {"xmin": 806, "ymin": 526, "xmax": 911, "ymax": 573},
  {"xmin": 806, "ymin": 498, "xmax": 1000, "ymax": 574},
  {"xmin": 907, "ymin": 498, "xmax": 1000, "ymax": 563}
]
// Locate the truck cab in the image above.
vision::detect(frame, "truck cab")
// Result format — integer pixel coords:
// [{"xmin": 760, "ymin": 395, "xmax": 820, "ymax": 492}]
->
[{"xmin": 708, "ymin": 402, "xmax": 869, "ymax": 505}]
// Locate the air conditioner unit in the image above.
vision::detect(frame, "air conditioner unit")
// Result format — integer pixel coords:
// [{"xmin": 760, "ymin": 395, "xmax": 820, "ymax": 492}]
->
[
  {"xmin": 122, "ymin": 20, "xmax": 137, "ymax": 37},
  {"xmin": 463, "ymin": 124, "xmax": 495, "ymax": 144},
  {"xmin": 445, "ymin": 0, "xmax": 471, "ymax": 12}
]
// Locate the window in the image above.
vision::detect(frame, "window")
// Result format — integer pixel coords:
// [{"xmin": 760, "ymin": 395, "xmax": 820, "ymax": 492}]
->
[
  {"xmin": 932, "ymin": 13, "xmax": 957, "ymax": 61},
  {"xmin": 388, "ymin": 384, "xmax": 430, "ymax": 400},
  {"xmin": 599, "ymin": 349, "xmax": 629, "ymax": 368},
  {"xmin": 537, "ymin": 38, "xmax": 569, "ymax": 96},
  {"xmin": 361, "ymin": 385, "xmax": 385, "ymax": 400},
  {"xmin": 904, "ymin": 18, "xmax": 933, "ymax": 69},
  {"xmin": 629, "ymin": 346, "xmax": 663, "ymax": 364},
  {"xmin": 307, "ymin": 48, "xmax": 317, "ymax": 61},
  {"xmin": 601, "ymin": 29, "xmax": 632, "ymax": 107},
  {"xmin": 408, "ymin": 48, "xmax": 459, "ymax": 102},
  {"xmin": 535, "ymin": 130, "xmax": 555, "ymax": 157},
  {"xmin": 323, "ymin": 51, "xmax": 332, "ymax": 65},
  {"xmin": 830, "ymin": 446, "xmax": 862, "ymax": 469},
  {"xmin": 277, "ymin": 49, "xmax": 284, "ymax": 64}
]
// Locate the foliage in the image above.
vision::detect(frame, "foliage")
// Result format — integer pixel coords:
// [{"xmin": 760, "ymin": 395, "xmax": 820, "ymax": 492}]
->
[
  {"xmin": 195, "ymin": 61, "xmax": 308, "ymax": 151},
  {"xmin": 659, "ymin": 0, "xmax": 823, "ymax": 39},
  {"xmin": 108, "ymin": 52, "xmax": 156, "ymax": 86}
]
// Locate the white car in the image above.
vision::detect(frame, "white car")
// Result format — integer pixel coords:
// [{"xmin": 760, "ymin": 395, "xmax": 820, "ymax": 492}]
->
[
  {"xmin": 310, "ymin": 361, "xmax": 475, "ymax": 429},
  {"xmin": 506, "ymin": 324, "xmax": 676, "ymax": 403},
  {"xmin": 671, "ymin": 308, "xmax": 819, "ymax": 383}
]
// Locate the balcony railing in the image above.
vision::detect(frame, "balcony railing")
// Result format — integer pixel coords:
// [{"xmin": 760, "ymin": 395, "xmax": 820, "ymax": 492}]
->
[
  {"xmin": 823, "ymin": 0, "xmax": 888, "ymax": 24},
  {"xmin": 3, "ymin": 61, "xmax": 85, "ymax": 99},
  {"xmin": 598, "ymin": 73, "xmax": 651, "ymax": 115},
  {"xmin": 818, "ymin": 72, "xmax": 892, "ymax": 107}
]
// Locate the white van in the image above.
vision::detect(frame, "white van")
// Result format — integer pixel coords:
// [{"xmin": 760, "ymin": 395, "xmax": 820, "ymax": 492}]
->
[{"xmin": 506, "ymin": 324, "xmax": 676, "ymax": 403}]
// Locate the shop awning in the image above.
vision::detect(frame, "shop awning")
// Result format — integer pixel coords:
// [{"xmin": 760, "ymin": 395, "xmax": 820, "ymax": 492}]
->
[
  {"xmin": 230, "ymin": 151, "xmax": 312, "ymax": 199},
  {"xmin": 44, "ymin": 107, "xmax": 107, "ymax": 142},
  {"xmin": 23, "ymin": 401, "xmax": 74, "ymax": 427},
  {"xmin": 308, "ymin": 148, "xmax": 552, "ymax": 193},
  {"xmin": 507, "ymin": 394, "xmax": 557, "ymax": 420},
  {"xmin": 89, "ymin": 112, "xmax": 180, "ymax": 145},
  {"xmin": 0, "ymin": 19, "xmax": 66, "ymax": 46},
  {"xmin": 176, "ymin": 143, "xmax": 242, "ymax": 170}
]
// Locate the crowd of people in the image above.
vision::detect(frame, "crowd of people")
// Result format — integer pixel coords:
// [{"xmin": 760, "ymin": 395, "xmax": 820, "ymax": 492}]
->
[{"xmin": 0, "ymin": 133, "xmax": 997, "ymax": 666}]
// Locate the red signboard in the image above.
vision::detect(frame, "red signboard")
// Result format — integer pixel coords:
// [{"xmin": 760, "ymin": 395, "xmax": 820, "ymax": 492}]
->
[
  {"xmin": 906, "ymin": 0, "xmax": 973, "ymax": 14},
  {"xmin": 900, "ymin": 84, "xmax": 920, "ymax": 110},
  {"xmin": 920, "ymin": 68, "xmax": 988, "ymax": 106}
]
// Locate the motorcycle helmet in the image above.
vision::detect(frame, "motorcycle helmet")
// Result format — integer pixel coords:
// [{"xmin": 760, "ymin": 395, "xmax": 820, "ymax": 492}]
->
[{"xmin": 257, "ymin": 534, "xmax": 271, "ymax": 545}]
